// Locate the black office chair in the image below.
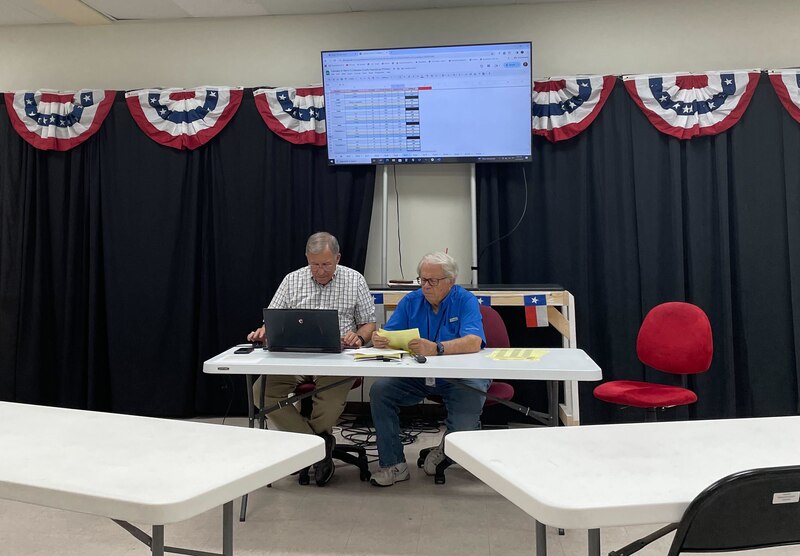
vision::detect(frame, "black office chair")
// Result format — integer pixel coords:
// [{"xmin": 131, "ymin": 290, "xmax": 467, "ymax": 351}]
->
[
  {"xmin": 292, "ymin": 378, "xmax": 371, "ymax": 486},
  {"xmin": 609, "ymin": 465, "xmax": 800, "ymax": 556},
  {"xmin": 240, "ymin": 376, "xmax": 371, "ymax": 522}
]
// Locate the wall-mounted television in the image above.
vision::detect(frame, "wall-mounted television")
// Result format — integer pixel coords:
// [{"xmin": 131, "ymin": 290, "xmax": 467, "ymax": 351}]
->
[{"xmin": 321, "ymin": 42, "xmax": 532, "ymax": 165}]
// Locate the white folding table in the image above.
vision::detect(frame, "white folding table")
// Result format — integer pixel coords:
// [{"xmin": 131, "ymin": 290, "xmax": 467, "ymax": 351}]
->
[
  {"xmin": 0, "ymin": 401, "xmax": 324, "ymax": 556},
  {"xmin": 445, "ymin": 416, "xmax": 800, "ymax": 556},
  {"xmin": 203, "ymin": 346, "xmax": 602, "ymax": 428},
  {"xmin": 205, "ymin": 346, "xmax": 601, "ymax": 521}
]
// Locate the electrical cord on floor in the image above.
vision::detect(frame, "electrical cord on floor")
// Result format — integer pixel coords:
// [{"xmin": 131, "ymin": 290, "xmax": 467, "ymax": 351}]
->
[{"xmin": 337, "ymin": 416, "xmax": 442, "ymax": 464}]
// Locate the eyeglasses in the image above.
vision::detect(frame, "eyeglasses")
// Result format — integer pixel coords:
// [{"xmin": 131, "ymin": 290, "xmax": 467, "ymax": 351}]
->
[{"xmin": 418, "ymin": 276, "xmax": 448, "ymax": 286}]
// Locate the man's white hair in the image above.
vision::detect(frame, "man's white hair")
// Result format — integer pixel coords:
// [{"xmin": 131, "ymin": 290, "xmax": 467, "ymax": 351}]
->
[
  {"xmin": 306, "ymin": 232, "xmax": 340, "ymax": 256},
  {"xmin": 417, "ymin": 252, "xmax": 458, "ymax": 281}
]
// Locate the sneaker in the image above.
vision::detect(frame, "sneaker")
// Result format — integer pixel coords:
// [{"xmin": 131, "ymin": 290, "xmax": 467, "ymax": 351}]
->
[
  {"xmin": 423, "ymin": 445, "xmax": 447, "ymax": 476},
  {"xmin": 314, "ymin": 432, "xmax": 336, "ymax": 486},
  {"xmin": 370, "ymin": 463, "xmax": 410, "ymax": 487}
]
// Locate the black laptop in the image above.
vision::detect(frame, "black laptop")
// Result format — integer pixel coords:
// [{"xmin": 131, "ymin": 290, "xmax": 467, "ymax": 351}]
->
[{"xmin": 263, "ymin": 308, "xmax": 342, "ymax": 353}]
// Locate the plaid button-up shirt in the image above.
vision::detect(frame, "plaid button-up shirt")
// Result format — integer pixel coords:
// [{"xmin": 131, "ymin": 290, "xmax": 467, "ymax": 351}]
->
[{"xmin": 268, "ymin": 265, "xmax": 375, "ymax": 335}]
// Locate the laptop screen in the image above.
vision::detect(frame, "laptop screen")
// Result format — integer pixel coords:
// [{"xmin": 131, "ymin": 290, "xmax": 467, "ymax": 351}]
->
[{"xmin": 263, "ymin": 308, "xmax": 342, "ymax": 353}]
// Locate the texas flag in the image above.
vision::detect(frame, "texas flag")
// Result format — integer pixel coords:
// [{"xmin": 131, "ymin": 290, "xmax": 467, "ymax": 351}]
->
[{"xmin": 524, "ymin": 295, "xmax": 548, "ymax": 327}]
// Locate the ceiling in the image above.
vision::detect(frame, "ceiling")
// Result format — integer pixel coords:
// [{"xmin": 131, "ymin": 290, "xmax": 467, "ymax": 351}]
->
[{"xmin": 0, "ymin": 0, "xmax": 584, "ymax": 26}]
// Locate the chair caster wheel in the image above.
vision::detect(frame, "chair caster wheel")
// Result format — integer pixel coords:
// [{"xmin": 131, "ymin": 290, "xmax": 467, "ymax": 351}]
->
[
  {"xmin": 434, "ymin": 475, "xmax": 446, "ymax": 485},
  {"xmin": 360, "ymin": 470, "xmax": 371, "ymax": 481},
  {"xmin": 417, "ymin": 456, "xmax": 425, "ymax": 468},
  {"xmin": 298, "ymin": 467, "xmax": 310, "ymax": 485}
]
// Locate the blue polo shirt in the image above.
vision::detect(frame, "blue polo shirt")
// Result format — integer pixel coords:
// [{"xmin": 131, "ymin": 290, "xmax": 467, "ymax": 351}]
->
[{"xmin": 384, "ymin": 285, "xmax": 486, "ymax": 348}]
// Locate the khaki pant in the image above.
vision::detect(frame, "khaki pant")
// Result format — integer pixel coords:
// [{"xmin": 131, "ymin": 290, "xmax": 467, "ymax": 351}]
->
[{"xmin": 253, "ymin": 374, "xmax": 355, "ymax": 435}]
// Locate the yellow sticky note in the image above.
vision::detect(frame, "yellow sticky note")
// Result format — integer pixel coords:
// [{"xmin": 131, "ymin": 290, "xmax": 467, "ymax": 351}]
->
[{"xmin": 488, "ymin": 348, "xmax": 550, "ymax": 361}]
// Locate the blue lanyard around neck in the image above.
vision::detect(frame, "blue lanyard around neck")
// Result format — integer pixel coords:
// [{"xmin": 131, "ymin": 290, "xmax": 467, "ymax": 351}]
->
[{"xmin": 426, "ymin": 305, "xmax": 446, "ymax": 343}]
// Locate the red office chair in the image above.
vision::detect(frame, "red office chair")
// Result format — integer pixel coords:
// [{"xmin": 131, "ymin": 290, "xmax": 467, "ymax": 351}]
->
[
  {"xmin": 418, "ymin": 304, "xmax": 515, "ymax": 484},
  {"xmin": 593, "ymin": 302, "xmax": 713, "ymax": 421}
]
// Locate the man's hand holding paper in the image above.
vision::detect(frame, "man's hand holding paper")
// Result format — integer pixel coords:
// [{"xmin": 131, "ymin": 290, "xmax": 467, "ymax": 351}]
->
[{"xmin": 371, "ymin": 328, "xmax": 421, "ymax": 351}]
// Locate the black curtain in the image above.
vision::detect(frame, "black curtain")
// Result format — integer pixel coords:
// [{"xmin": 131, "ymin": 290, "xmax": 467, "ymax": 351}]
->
[
  {"xmin": 478, "ymin": 73, "xmax": 800, "ymax": 424},
  {"xmin": 0, "ymin": 90, "xmax": 376, "ymax": 416}
]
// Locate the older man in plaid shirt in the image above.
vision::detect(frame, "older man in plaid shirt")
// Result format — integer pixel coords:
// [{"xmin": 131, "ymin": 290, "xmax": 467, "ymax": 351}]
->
[{"xmin": 247, "ymin": 232, "xmax": 375, "ymax": 485}]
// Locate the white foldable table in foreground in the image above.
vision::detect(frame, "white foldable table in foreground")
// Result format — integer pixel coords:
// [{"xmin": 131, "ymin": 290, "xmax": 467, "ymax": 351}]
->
[
  {"xmin": 446, "ymin": 416, "xmax": 800, "ymax": 556},
  {"xmin": 204, "ymin": 346, "xmax": 602, "ymax": 427},
  {"xmin": 0, "ymin": 402, "xmax": 323, "ymax": 556}
]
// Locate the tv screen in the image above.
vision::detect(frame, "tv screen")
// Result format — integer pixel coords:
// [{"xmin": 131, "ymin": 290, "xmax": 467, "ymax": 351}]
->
[{"xmin": 321, "ymin": 42, "xmax": 532, "ymax": 165}]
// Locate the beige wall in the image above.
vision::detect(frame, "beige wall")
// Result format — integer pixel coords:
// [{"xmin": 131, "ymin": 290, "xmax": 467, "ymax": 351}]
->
[{"xmin": 1, "ymin": 0, "xmax": 798, "ymax": 283}]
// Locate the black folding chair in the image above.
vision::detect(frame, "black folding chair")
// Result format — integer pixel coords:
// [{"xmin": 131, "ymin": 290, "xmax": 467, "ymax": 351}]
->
[{"xmin": 610, "ymin": 465, "xmax": 800, "ymax": 556}]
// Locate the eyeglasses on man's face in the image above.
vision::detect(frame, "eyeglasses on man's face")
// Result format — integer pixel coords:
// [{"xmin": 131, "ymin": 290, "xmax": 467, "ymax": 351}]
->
[
  {"xmin": 418, "ymin": 276, "xmax": 448, "ymax": 287},
  {"xmin": 309, "ymin": 262, "xmax": 335, "ymax": 271}
]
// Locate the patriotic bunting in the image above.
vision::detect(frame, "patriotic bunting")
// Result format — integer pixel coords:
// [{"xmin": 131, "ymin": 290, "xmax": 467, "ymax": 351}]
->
[
  {"xmin": 532, "ymin": 75, "xmax": 615, "ymax": 142},
  {"xmin": 4, "ymin": 89, "xmax": 114, "ymax": 151},
  {"xmin": 475, "ymin": 295, "xmax": 492, "ymax": 307},
  {"xmin": 768, "ymin": 70, "xmax": 800, "ymax": 124},
  {"xmin": 125, "ymin": 87, "xmax": 243, "ymax": 150},
  {"xmin": 254, "ymin": 86, "xmax": 326, "ymax": 146},
  {"xmin": 524, "ymin": 295, "xmax": 548, "ymax": 328},
  {"xmin": 623, "ymin": 71, "xmax": 759, "ymax": 140}
]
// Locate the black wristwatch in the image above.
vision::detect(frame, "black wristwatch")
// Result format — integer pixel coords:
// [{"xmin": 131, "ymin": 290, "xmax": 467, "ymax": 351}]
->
[{"xmin": 436, "ymin": 341, "xmax": 445, "ymax": 356}]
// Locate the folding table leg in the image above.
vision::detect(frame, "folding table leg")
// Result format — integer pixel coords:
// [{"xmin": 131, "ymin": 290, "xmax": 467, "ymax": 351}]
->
[
  {"xmin": 240, "ymin": 375, "xmax": 255, "ymax": 522},
  {"xmin": 547, "ymin": 381, "xmax": 559, "ymax": 426},
  {"xmin": 223, "ymin": 501, "xmax": 233, "ymax": 556},
  {"xmin": 151, "ymin": 525, "xmax": 164, "ymax": 556},
  {"xmin": 535, "ymin": 520, "xmax": 547, "ymax": 555},
  {"xmin": 588, "ymin": 528, "xmax": 600, "ymax": 556}
]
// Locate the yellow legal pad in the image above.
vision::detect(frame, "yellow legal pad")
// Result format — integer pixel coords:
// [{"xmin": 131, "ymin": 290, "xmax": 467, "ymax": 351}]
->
[
  {"xmin": 375, "ymin": 328, "xmax": 421, "ymax": 351},
  {"xmin": 487, "ymin": 348, "xmax": 550, "ymax": 361}
]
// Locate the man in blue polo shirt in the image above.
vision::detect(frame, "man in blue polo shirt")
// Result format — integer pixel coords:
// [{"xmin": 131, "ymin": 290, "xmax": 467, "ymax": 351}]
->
[{"xmin": 368, "ymin": 251, "xmax": 487, "ymax": 487}]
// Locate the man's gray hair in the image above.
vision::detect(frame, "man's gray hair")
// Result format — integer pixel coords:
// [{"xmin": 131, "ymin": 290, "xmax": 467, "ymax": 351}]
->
[
  {"xmin": 417, "ymin": 252, "xmax": 458, "ymax": 281},
  {"xmin": 306, "ymin": 232, "xmax": 340, "ymax": 256}
]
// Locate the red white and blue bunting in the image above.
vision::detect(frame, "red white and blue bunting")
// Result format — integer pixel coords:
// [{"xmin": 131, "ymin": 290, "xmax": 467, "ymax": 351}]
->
[
  {"xmin": 768, "ymin": 70, "xmax": 800, "ymax": 125},
  {"xmin": 254, "ymin": 86, "xmax": 326, "ymax": 146},
  {"xmin": 623, "ymin": 71, "xmax": 759, "ymax": 140},
  {"xmin": 125, "ymin": 87, "xmax": 243, "ymax": 150},
  {"xmin": 532, "ymin": 75, "xmax": 615, "ymax": 142},
  {"xmin": 4, "ymin": 89, "xmax": 115, "ymax": 151}
]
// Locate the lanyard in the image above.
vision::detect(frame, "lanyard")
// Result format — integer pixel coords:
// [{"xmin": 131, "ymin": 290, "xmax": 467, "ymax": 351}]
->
[{"xmin": 426, "ymin": 305, "xmax": 446, "ymax": 343}]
